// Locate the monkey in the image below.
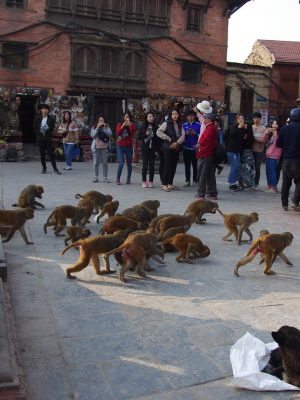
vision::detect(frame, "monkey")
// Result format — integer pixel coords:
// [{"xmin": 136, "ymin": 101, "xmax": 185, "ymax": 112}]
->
[
  {"xmin": 216, "ymin": 210, "xmax": 259, "ymax": 245},
  {"xmin": 156, "ymin": 214, "xmax": 195, "ymax": 240},
  {"xmin": 140, "ymin": 200, "xmax": 160, "ymax": 217},
  {"xmin": 94, "ymin": 200, "xmax": 120, "ymax": 223},
  {"xmin": 99, "ymin": 215, "xmax": 145, "ymax": 235},
  {"xmin": 75, "ymin": 191, "xmax": 113, "ymax": 214},
  {"xmin": 234, "ymin": 232, "xmax": 294, "ymax": 276},
  {"xmin": 184, "ymin": 199, "xmax": 219, "ymax": 224},
  {"xmin": 64, "ymin": 226, "xmax": 92, "ymax": 246},
  {"xmin": 0, "ymin": 207, "xmax": 34, "ymax": 244},
  {"xmin": 122, "ymin": 204, "xmax": 156, "ymax": 226},
  {"xmin": 163, "ymin": 233, "xmax": 210, "ymax": 263},
  {"xmin": 61, "ymin": 230, "xmax": 126, "ymax": 279},
  {"xmin": 43, "ymin": 205, "xmax": 90, "ymax": 236},
  {"xmin": 104, "ymin": 232, "xmax": 164, "ymax": 282},
  {"xmin": 255, "ymin": 230, "xmax": 293, "ymax": 267},
  {"xmin": 147, "ymin": 213, "xmax": 174, "ymax": 234},
  {"xmin": 161, "ymin": 225, "xmax": 189, "ymax": 252},
  {"xmin": 77, "ymin": 197, "xmax": 95, "ymax": 225},
  {"xmin": 12, "ymin": 185, "xmax": 44, "ymax": 209}
]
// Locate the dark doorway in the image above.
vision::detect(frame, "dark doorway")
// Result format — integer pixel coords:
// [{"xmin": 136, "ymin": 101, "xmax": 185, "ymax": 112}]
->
[
  {"xmin": 93, "ymin": 98, "xmax": 122, "ymax": 133},
  {"xmin": 18, "ymin": 95, "xmax": 38, "ymax": 143}
]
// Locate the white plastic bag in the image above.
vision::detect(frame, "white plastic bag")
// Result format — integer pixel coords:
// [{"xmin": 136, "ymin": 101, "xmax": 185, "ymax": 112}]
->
[{"xmin": 230, "ymin": 332, "xmax": 299, "ymax": 391}]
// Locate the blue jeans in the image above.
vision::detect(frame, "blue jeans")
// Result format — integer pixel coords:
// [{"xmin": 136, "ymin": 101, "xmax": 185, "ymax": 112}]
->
[
  {"xmin": 227, "ymin": 152, "xmax": 240, "ymax": 185},
  {"xmin": 116, "ymin": 146, "xmax": 133, "ymax": 181},
  {"xmin": 266, "ymin": 158, "xmax": 278, "ymax": 188},
  {"xmin": 63, "ymin": 143, "xmax": 75, "ymax": 167}
]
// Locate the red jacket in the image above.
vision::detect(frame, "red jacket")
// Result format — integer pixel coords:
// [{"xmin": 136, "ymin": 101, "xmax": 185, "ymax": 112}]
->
[
  {"xmin": 196, "ymin": 122, "xmax": 218, "ymax": 159},
  {"xmin": 116, "ymin": 122, "xmax": 136, "ymax": 147}
]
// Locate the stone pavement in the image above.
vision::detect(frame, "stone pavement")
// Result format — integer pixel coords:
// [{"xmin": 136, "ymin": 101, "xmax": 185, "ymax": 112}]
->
[{"xmin": 1, "ymin": 160, "xmax": 300, "ymax": 400}]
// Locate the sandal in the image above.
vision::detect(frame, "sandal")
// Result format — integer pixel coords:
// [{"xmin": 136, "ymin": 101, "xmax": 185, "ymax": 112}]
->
[
  {"xmin": 161, "ymin": 185, "xmax": 171, "ymax": 192},
  {"xmin": 168, "ymin": 185, "xmax": 180, "ymax": 190}
]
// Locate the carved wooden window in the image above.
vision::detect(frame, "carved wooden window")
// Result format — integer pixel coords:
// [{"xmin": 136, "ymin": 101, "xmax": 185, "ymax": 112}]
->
[
  {"xmin": 125, "ymin": 51, "xmax": 144, "ymax": 77},
  {"xmin": 186, "ymin": 6, "xmax": 203, "ymax": 32},
  {"xmin": 240, "ymin": 88, "xmax": 254, "ymax": 115},
  {"xmin": 100, "ymin": 48, "xmax": 120, "ymax": 75},
  {"xmin": 181, "ymin": 61, "xmax": 201, "ymax": 83},
  {"xmin": 74, "ymin": 46, "xmax": 97, "ymax": 73},
  {"xmin": 101, "ymin": 0, "xmax": 121, "ymax": 19},
  {"xmin": 47, "ymin": 0, "xmax": 72, "ymax": 11},
  {"xmin": 148, "ymin": 0, "xmax": 168, "ymax": 25},
  {"xmin": 2, "ymin": 43, "xmax": 28, "ymax": 69},
  {"xmin": 125, "ymin": 0, "xmax": 145, "ymax": 22},
  {"xmin": 5, "ymin": 0, "xmax": 24, "ymax": 7},
  {"xmin": 75, "ymin": 0, "xmax": 96, "ymax": 15}
]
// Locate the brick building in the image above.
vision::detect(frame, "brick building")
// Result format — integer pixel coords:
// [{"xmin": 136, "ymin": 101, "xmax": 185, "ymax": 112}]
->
[
  {"xmin": 0, "ymin": 0, "xmax": 250, "ymax": 150},
  {"xmin": 245, "ymin": 39, "xmax": 300, "ymax": 122}
]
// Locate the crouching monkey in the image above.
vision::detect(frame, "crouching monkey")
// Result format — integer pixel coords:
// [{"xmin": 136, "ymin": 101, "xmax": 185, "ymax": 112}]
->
[
  {"xmin": 234, "ymin": 231, "xmax": 294, "ymax": 277},
  {"xmin": 216, "ymin": 210, "xmax": 259, "ymax": 245},
  {"xmin": 94, "ymin": 200, "xmax": 119, "ymax": 223},
  {"xmin": 64, "ymin": 226, "xmax": 91, "ymax": 246},
  {"xmin": 163, "ymin": 233, "xmax": 210, "ymax": 263},
  {"xmin": 184, "ymin": 199, "xmax": 219, "ymax": 224},
  {"xmin": 12, "ymin": 185, "xmax": 44, "ymax": 209},
  {"xmin": 0, "ymin": 207, "xmax": 34, "ymax": 244},
  {"xmin": 61, "ymin": 230, "xmax": 126, "ymax": 279}
]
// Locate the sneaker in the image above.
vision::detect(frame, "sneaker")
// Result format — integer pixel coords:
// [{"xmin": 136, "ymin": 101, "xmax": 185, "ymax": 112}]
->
[
  {"xmin": 282, "ymin": 206, "xmax": 288, "ymax": 211},
  {"xmin": 54, "ymin": 169, "xmax": 62, "ymax": 175},
  {"xmin": 126, "ymin": 180, "xmax": 131, "ymax": 184},
  {"xmin": 148, "ymin": 182, "xmax": 154, "ymax": 188},
  {"xmin": 291, "ymin": 204, "xmax": 300, "ymax": 212},
  {"xmin": 41, "ymin": 168, "xmax": 46, "ymax": 174},
  {"xmin": 103, "ymin": 177, "xmax": 110, "ymax": 183},
  {"xmin": 229, "ymin": 184, "xmax": 239, "ymax": 191},
  {"xmin": 183, "ymin": 181, "xmax": 191, "ymax": 187},
  {"xmin": 63, "ymin": 166, "xmax": 72, "ymax": 170},
  {"xmin": 237, "ymin": 183, "xmax": 245, "ymax": 190},
  {"xmin": 93, "ymin": 178, "xmax": 99, "ymax": 183},
  {"xmin": 116, "ymin": 179, "xmax": 121, "ymax": 185},
  {"xmin": 142, "ymin": 182, "xmax": 148, "ymax": 188}
]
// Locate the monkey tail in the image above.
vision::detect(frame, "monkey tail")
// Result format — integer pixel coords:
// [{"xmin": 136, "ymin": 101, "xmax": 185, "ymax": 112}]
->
[
  {"xmin": 43, "ymin": 210, "xmax": 56, "ymax": 234},
  {"xmin": 61, "ymin": 240, "xmax": 83, "ymax": 256},
  {"xmin": 75, "ymin": 193, "xmax": 84, "ymax": 199},
  {"xmin": 245, "ymin": 239, "xmax": 260, "ymax": 257},
  {"xmin": 215, "ymin": 209, "xmax": 225, "ymax": 217},
  {"xmin": 105, "ymin": 243, "xmax": 128, "ymax": 257}
]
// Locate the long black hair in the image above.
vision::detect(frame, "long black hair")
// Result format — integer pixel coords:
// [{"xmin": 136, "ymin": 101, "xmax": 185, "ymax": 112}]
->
[{"xmin": 62, "ymin": 111, "xmax": 72, "ymax": 127}]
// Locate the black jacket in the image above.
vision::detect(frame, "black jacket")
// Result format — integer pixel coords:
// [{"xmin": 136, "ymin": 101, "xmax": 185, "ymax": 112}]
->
[
  {"xmin": 224, "ymin": 125, "xmax": 244, "ymax": 153},
  {"xmin": 242, "ymin": 127, "xmax": 254, "ymax": 150},
  {"xmin": 34, "ymin": 115, "xmax": 56, "ymax": 141},
  {"xmin": 277, "ymin": 122, "xmax": 300, "ymax": 162},
  {"xmin": 138, "ymin": 123, "xmax": 159, "ymax": 152}
]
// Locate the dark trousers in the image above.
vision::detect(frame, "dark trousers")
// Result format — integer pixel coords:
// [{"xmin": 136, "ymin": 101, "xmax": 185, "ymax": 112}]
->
[
  {"xmin": 162, "ymin": 149, "xmax": 179, "ymax": 186},
  {"xmin": 39, "ymin": 140, "xmax": 58, "ymax": 170},
  {"xmin": 281, "ymin": 160, "xmax": 300, "ymax": 207},
  {"xmin": 141, "ymin": 149, "xmax": 156, "ymax": 182},
  {"xmin": 197, "ymin": 155, "xmax": 217, "ymax": 197},
  {"xmin": 159, "ymin": 150, "xmax": 164, "ymax": 183},
  {"xmin": 253, "ymin": 151, "xmax": 264, "ymax": 186},
  {"xmin": 183, "ymin": 148, "xmax": 197, "ymax": 183}
]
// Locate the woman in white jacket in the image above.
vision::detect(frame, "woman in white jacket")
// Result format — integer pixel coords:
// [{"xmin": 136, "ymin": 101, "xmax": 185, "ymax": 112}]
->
[{"xmin": 90, "ymin": 115, "xmax": 112, "ymax": 183}]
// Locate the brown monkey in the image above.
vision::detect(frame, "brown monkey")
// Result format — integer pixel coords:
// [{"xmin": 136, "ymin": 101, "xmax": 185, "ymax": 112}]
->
[
  {"xmin": 77, "ymin": 197, "xmax": 95, "ymax": 225},
  {"xmin": 62, "ymin": 230, "xmax": 126, "ymax": 279},
  {"xmin": 141, "ymin": 200, "xmax": 160, "ymax": 217},
  {"xmin": 163, "ymin": 233, "xmax": 210, "ymax": 263},
  {"xmin": 216, "ymin": 210, "xmax": 259, "ymax": 245},
  {"xmin": 234, "ymin": 232, "xmax": 294, "ymax": 276},
  {"xmin": 184, "ymin": 199, "xmax": 219, "ymax": 224},
  {"xmin": 254, "ymin": 230, "xmax": 293, "ymax": 267},
  {"xmin": 75, "ymin": 191, "xmax": 113, "ymax": 213},
  {"xmin": 0, "ymin": 207, "xmax": 34, "ymax": 244},
  {"xmin": 44, "ymin": 205, "xmax": 90, "ymax": 236},
  {"xmin": 122, "ymin": 204, "xmax": 155, "ymax": 226},
  {"xmin": 12, "ymin": 185, "xmax": 44, "ymax": 209},
  {"xmin": 161, "ymin": 225, "xmax": 189, "ymax": 252},
  {"xmin": 94, "ymin": 200, "xmax": 120, "ymax": 223},
  {"xmin": 64, "ymin": 226, "xmax": 92, "ymax": 246},
  {"xmin": 147, "ymin": 213, "xmax": 174, "ymax": 234},
  {"xmin": 157, "ymin": 214, "xmax": 195, "ymax": 240},
  {"xmin": 99, "ymin": 215, "xmax": 145, "ymax": 235}
]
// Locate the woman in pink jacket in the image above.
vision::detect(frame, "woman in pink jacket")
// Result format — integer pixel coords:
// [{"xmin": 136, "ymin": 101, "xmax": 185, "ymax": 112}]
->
[{"xmin": 265, "ymin": 120, "xmax": 282, "ymax": 193}]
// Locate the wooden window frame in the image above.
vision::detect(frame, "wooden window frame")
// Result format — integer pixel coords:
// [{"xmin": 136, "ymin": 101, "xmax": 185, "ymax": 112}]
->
[
  {"xmin": 5, "ymin": 0, "xmax": 25, "ymax": 8},
  {"xmin": 2, "ymin": 42, "xmax": 29, "ymax": 70},
  {"xmin": 181, "ymin": 61, "xmax": 201, "ymax": 84},
  {"xmin": 186, "ymin": 5, "xmax": 203, "ymax": 33}
]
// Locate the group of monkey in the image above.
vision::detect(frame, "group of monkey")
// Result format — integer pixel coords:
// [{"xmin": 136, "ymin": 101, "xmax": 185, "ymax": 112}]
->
[{"xmin": 0, "ymin": 184, "xmax": 295, "ymax": 282}]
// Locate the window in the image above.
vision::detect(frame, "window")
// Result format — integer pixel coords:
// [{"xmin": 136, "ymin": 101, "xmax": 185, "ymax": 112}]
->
[
  {"xmin": 2, "ymin": 43, "xmax": 28, "ymax": 69},
  {"xmin": 47, "ymin": 0, "xmax": 72, "ymax": 12},
  {"xmin": 101, "ymin": 0, "xmax": 121, "ymax": 19},
  {"xmin": 240, "ymin": 88, "xmax": 254, "ymax": 115},
  {"xmin": 224, "ymin": 86, "xmax": 231, "ymax": 112},
  {"xmin": 148, "ymin": 0, "xmax": 168, "ymax": 25},
  {"xmin": 186, "ymin": 6, "xmax": 203, "ymax": 32},
  {"xmin": 75, "ymin": 0, "xmax": 96, "ymax": 15},
  {"xmin": 5, "ymin": 0, "xmax": 24, "ymax": 8},
  {"xmin": 100, "ymin": 48, "xmax": 120, "ymax": 75},
  {"xmin": 74, "ymin": 46, "xmax": 97, "ymax": 73},
  {"xmin": 125, "ymin": 51, "xmax": 144, "ymax": 77},
  {"xmin": 181, "ymin": 62, "xmax": 201, "ymax": 83},
  {"xmin": 125, "ymin": 0, "xmax": 144, "ymax": 21}
]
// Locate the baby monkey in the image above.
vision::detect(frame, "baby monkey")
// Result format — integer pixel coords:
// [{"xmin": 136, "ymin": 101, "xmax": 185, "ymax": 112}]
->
[
  {"xmin": 64, "ymin": 226, "xmax": 91, "ymax": 246},
  {"xmin": 217, "ymin": 210, "xmax": 259, "ymax": 245},
  {"xmin": 234, "ymin": 230, "xmax": 294, "ymax": 277}
]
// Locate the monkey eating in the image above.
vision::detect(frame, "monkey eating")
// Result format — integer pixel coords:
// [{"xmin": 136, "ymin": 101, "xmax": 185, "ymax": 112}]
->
[
  {"xmin": 184, "ymin": 199, "xmax": 219, "ymax": 224},
  {"xmin": 61, "ymin": 230, "xmax": 126, "ymax": 279},
  {"xmin": 43, "ymin": 205, "xmax": 90, "ymax": 236},
  {"xmin": 64, "ymin": 226, "xmax": 92, "ymax": 246},
  {"xmin": 163, "ymin": 233, "xmax": 210, "ymax": 263},
  {"xmin": 234, "ymin": 231, "xmax": 294, "ymax": 276},
  {"xmin": 94, "ymin": 200, "xmax": 120, "ymax": 223},
  {"xmin": 75, "ymin": 191, "xmax": 113, "ymax": 214},
  {"xmin": 0, "ymin": 207, "xmax": 34, "ymax": 244},
  {"xmin": 216, "ymin": 210, "xmax": 259, "ymax": 245},
  {"xmin": 12, "ymin": 185, "xmax": 44, "ymax": 209}
]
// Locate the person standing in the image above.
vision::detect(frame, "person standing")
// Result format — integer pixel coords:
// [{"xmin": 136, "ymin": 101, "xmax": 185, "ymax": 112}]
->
[
  {"xmin": 58, "ymin": 111, "xmax": 79, "ymax": 170},
  {"xmin": 115, "ymin": 112, "xmax": 136, "ymax": 184},
  {"xmin": 34, "ymin": 104, "xmax": 61, "ymax": 175},
  {"xmin": 237, "ymin": 117, "xmax": 255, "ymax": 190},
  {"xmin": 90, "ymin": 115, "xmax": 113, "ymax": 183},
  {"xmin": 181, "ymin": 110, "xmax": 200, "ymax": 187},
  {"xmin": 264, "ymin": 120, "xmax": 282, "ymax": 193},
  {"xmin": 224, "ymin": 114, "xmax": 244, "ymax": 191},
  {"xmin": 196, "ymin": 113, "xmax": 218, "ymax": 200},
  {"xmin": 252, "ymin": 112, "xmax": 267, "ymax": 188},
  {"xmin": 156, "ymin": 109, "xmax": 185, "ymax": 192},
  {"xmin": 277, "ymin": 108, "xmax": 300, "ymax": 211},
  {"xmin": 138, "ymin": 112, "xmax": 159, "ymax": 188}
]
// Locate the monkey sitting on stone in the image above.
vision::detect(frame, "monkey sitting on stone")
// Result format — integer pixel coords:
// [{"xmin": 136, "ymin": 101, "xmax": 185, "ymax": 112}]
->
[
  {"xmin": 163, "ymin": 233, "xmax": 210, "ymax": 263},
  {"xmin": 12, "ymin": 185, "xmax": 44, "ymax": 209},
  {"xmin": 184, "ymin": 199, "xmax": 219, "ymax": 224},
  {"xmin": 0, "ymin": 207, "xmax": 34, "ymax": 244},
  {"xmin": 64, "ymin": 226, "xmax": 92, "ymax": 246},
  {"xmin": 216, "ymin": 210, "xmax": 259, "ymax": 245}
]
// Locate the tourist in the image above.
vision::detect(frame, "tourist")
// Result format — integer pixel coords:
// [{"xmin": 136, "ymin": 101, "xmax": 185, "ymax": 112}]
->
[
  {"xmin": 58, "ymin": 111, "xmax": 79, "ymax": 170},
  {"xmin": 252, "ymin": 112, "xmax": 268, "ymax": 188},
  {"xmin": 264, "ymin": 120, "xmax": 282, "ymax": 193}
]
